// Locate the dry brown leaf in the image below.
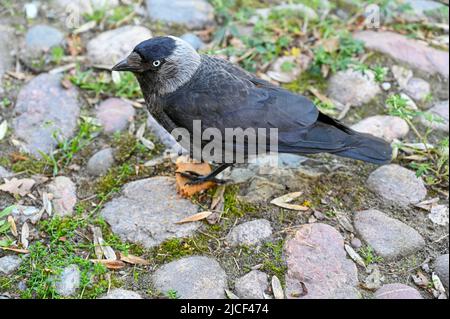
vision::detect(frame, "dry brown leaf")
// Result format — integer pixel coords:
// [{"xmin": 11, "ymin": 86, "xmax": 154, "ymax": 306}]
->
[
  {"xmin": 0, "ymin": 178, "xmax": 36, "ymax": 197},
  {"xmin": 270, "ymin": 192, "xmax": 309, "ymax": 211},
  {"xmin": 91, "ymin": 226, "xmax": 116, "ymax": 260},
  {"xmin": 90, "ymin": 259, "xmax": 126, "ymax": 270},
  {"xmin": 321, "ymin": 37, "xmax": 340, "ymax": 53},
  {"xmin": 7, "ymin": 216, "xmax": 17, "ymax": 237},
  {"xmin": 271, "ymin": 276, "xmax": 285, "ymax": 299},
  {"xmin": 0, "ymin": 247, "xmax": 30, "ymax": 254},
  {"xmin": 344, "ymin": 244, "xmax": 366, "ymax": 268},
  {"xmin": 210, "ymin": 185, "xmax": 226, "ymax": 210},
  {"xmin": 175, "ymin": 161, "xmax": 216, "ymax": 197},
  {"xmin": 175, "ymin": 211, "xmax": 213, "ymax": 224},
  {"xmin": 119, "ymin": 253, "xmax": 150, "ymax": 265},
  {"xmin": 21, "ymin": 222, "xmax": 29, "ymax": 249},
  {"xmin": 412, "ymin": 271, "xmax": 429, "ymax": 288}
]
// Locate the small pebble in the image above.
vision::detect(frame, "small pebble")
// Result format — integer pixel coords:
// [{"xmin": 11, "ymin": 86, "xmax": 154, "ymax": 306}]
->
[
  {"xmin": 382, "ymin": 82, "xmax": 391, "ymax": 91},
  {"xmin": 350, "ymin": 238, "xmax": 362, "ymax": 249}
]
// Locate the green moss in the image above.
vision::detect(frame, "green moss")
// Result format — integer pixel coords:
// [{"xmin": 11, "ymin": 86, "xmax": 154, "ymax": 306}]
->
[
  {"xmin": 223, "ymin": 185, "xmax": 257, "ymax": 218},
  {"xmin": 95, "ymin": 163, "xmax": 134, "ymax": 197},
  {"xmin": 11, "ymin": 156, "xmax": 50, "ymax": 175},
  {"xmin": 151, "ymin": 237, "xmax": 209, "ymax": 264},
  {"xmin": 0, "ymin": 276, "xmax": 15, "ymax": 291},
  {"xmin": 16, "ymin": 216, "xmax": 113, "ymax": 299},
  {"xmin": 0, "ymin": 156, "xmax": 11, "ymax": 168},
  {"xmin": 283, "ymin": 70, "xmax": 328, "ymax": 95}
]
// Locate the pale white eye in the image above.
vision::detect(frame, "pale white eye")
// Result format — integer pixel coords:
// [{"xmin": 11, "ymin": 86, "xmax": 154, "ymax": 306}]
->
[{"xmin": 153, "ymin": 60, "xmax": 161, "ymax": 67}]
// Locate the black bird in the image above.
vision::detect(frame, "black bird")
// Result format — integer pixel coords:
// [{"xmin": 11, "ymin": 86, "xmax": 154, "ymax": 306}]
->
[{"xmin": 112, "ymin": 36, "xmax": 392, "ymax": 184}]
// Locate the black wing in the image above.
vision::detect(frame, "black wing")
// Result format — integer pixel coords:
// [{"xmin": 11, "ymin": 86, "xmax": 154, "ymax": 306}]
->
[{"xmin": 163, "ymin": 56, "xmax": 319, "ymax": 135}]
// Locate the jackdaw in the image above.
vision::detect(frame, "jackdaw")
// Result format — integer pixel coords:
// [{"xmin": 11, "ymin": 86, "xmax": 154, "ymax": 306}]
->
[{"xmin": 112, "ymin": 36, "xmax": 392, "ymax": 184}]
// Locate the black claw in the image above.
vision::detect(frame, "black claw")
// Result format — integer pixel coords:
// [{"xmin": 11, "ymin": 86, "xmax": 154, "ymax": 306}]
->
[{"xmin": 180, "ymin": 174, "xmax": 228, "ymax": 185}]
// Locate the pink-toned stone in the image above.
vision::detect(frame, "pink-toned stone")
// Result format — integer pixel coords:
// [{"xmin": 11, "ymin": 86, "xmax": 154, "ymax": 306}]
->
[
  {"xmin": 12, "ymin": 73, "xmax": 80, "ymax": 157},
  {"xmin": 47, "ymin": 176, "xmax": 77, "ymax": 217},
  {"xmin": 354, "ymin": 31, "xmax": 449, "ymax": 78},
  {"xmin": 96, "ymin": 98, "xmax": 135, "ymax": 133},
  {"xmin": 351, "ymin": 115, "xmax": 409, "ymax": 142},
  {"xmin": 375, "ymin": 284, "xmax": 423, "ymax": 299},
  {"xmin": 284, "ymin": 223, "xmax": 360, "ymax": 299}
]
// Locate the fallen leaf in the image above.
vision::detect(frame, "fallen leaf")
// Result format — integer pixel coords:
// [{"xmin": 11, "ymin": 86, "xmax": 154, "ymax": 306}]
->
[
  {"xmin": 21, "ymin": 222, "xmax": 29, "ymax": 249},
  {"xmin": 0, "ymin": 246, "xmax": 29, "ymax": 254},
  {"xmin": 225, "ymin": 289, "xmax": 239, "ymax": 299},
  {"xmin": 412, "ymin": 271, "xmax": 429, "ymax": 288},
  {"xmin": 90, "ymin": 259, "xmax": 126, "ymax": 270},
  {"xmin": 0, "ymin": 178, "xmax": 36, "ymax": 197},
  {"xmin": 175, "ymin": 211, "xmax": 213, "ymax": 224},
  {"xmin": 271, "ymin": 276, "xmax": 285, "ymax": 299},
  {"xmin": 432, "ymin": 272, "xmax": 446, "ymax": 296},
  {"xmin": 91, "ymin": 226, "xmax": 116, "ymax": 260},
  {"xmin": 321, "ymin": 37, "xmax": 340, "ymax": 53},
  {"xmin": 135, "ymin": 123, "xmax": 146, "ymax": 139},
  {"xmin": 336, "ymin": 211, "xmax": 355, "ymax": 233},
  {"xmin": 175, "ymin": 161, "xmax": 216, "ymax": 197},
  {"xmin": 270, "ymin": 192, "xmax": 309, "ymax": 211},
  {"xmin": 7, "ymin": 216, "xmax": 17, "ymax": 237},
  {"xmin": 42, "ymin": 191, "xmax": 52, "ymax": 216},
  {"xmin": 210, "ymin": 185, "xmax": 226, "ymax": 210},
  {"xmin": 119, "ymin": 253, "xmax": 149, "ymax": 265},
  {"xmin": 415, "ymin": 198, "xmax": 440, "ymax": 211},
  {"xmin": 139, "ymin": 137, "xmax": 155, "ymax": 150},
  {"xmin": 345, "ymin": 244, "xmax": 366, "ymax": 268},
  {"xmin": 0, "ymin": 120, "xmax": 8, "ymax": 140}
]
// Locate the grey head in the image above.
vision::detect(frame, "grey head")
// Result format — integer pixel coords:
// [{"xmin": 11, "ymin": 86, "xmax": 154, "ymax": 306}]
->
[{"xmin": 112, "ymin": 36, "xmax": 201, "ymax": 96}]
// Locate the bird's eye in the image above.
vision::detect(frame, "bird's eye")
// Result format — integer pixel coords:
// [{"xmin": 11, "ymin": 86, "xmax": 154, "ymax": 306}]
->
[{"xmin": 153, "ymin": 60, "xmax": 161, "ymax": 67}]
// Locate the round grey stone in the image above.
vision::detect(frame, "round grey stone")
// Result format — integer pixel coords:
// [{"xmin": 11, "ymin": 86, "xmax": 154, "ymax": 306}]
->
[
  {"xmin": 434, "ymin": 254, "xmax": 449, "ymax": 290},
  {"xmin": 87, "ymin": 148, "xmax": 115, "ymax": 176},
  {"xmin": 100, "ymin": 177, "xmax": 201, "ymax": 248},
  {"xmin": 0, "ymin": 166, "xmax": 12, "ymax": 179},
  {"xmin": 351, "ymin": 115, "xmax": 409, "ymax": 142},
  {"xmin": 327, "ymin": 69, "xmax": 381, "ymax": 107},
  {"xmin": 87, "ymin": 26, "xmax": 152, "ymax": 67},
  {"xmin": 354, "ymin": 209, "xmax": 425, "ymax": 260},
  {"xmin": 12, "ymin": 73, "xmax": 80, "ymax": 157},
  {"xmin": 0, "ymin": 255, "xmax": 22, "ymax": 275},
  {"xmin": 234, "ymin": 270, "xmax": 269, "ymax": 299},
  {"xmin": 420, "ymin": 100, "xmax": 449, "ymax": 132},
  {"xmin": 146, "ymin": 0, "xmax": 215, "ymax": 29},
  {"xmin": 25, "ymin": 25, "xmax": 64, "ymax": 52},
  {"xmin": 100, "ymin": 288, "xmax": 143, "ymax": 299},
  {"xmin": 367, "ymin": 164, "xmax": 427, "ymax": 207},
  {"xmin": 351, "ymin": 237, "xmax": 362, "ymax": 249},
  {"xmin": 0, "ymin": 24, "xmax": 15, "ymax": 94},
  {"xmin": 404, "ymin": 77, "xmax": 431, "ymax": 102},
  {"xmin": 152, "ymin": 256, "xmax": 227, "ymax": 299},
  {"xmin": 382, "ymin": 82, "xmax": 392, "ymax": 91},
  {"xmin": 226, "ymin": 219, "xmax": 273, "ymax": 247},
  {"xmin": 180, "ymin": 33, "xmax": 205, "ymax": 51},
  {"xmin": 374, "ymin": 283, "xmax": 423, "ymax": 299},
  {"xmin": 54, "ymin": 0, "xmax": 119, "ymax": 15},
  {"xmin": 55, "ymin": 265, "xmax": 80, "ymax": 297}
]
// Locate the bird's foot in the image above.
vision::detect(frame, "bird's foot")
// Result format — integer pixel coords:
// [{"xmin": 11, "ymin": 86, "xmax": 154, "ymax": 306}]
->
[{"xmin": 178, "ymin": 171, "xmax": 228, "ymax": 185}]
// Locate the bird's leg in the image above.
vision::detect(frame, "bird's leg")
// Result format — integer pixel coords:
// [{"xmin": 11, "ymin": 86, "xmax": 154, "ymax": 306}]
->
[{"xmin": 179, "ymin": 163, "xmax": 233, "ymax": 185}]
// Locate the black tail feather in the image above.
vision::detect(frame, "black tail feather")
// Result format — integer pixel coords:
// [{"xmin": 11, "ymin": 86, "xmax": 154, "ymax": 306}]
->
[{"xmin": 318, "ymin": 113, "xmax": 393, "ymax": 165}]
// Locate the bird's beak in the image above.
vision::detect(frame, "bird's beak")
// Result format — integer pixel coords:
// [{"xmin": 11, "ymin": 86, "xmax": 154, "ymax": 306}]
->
[
  {"xmin": 112, "ymin": 58, "xmax": 133, "ymax": 72},
  {"xmin": 112, "ymin": 52, "xmax": 143, "ymax": 72}
]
